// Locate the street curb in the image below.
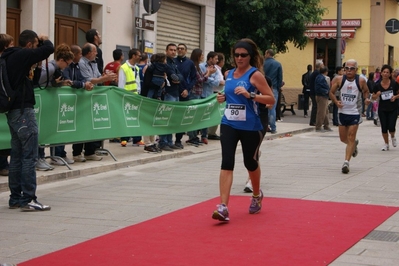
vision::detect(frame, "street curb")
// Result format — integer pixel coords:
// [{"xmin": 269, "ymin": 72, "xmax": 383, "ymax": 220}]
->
[{"xmin": 0, "ymin": 127, "xmax": 315, "ymax": 193}]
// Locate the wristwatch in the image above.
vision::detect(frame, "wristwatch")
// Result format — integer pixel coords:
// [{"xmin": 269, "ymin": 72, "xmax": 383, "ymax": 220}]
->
[{"xmin": 250, "ymin": 92, "xmax": 256, "ymax": 99}]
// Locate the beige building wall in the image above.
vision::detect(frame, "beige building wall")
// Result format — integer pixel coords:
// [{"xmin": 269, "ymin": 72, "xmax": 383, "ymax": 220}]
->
[
  {"xmin": 276, "ymin": 0, "xmax": 399, "ymax": 103},
  {"xmin": 0, "ymin": 0, "xmax": 215, "ymax": 65}
]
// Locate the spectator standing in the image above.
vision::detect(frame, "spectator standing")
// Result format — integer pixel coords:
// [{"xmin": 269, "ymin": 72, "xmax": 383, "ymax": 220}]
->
[
  {"xmin": 332, "ymin": 66, "xmax": 344, "ymax": 126},
  {"xmin": 301, "ymin": 64, "xmax": 312, "ymax": 118},
  {"xmin": 37, "ymin": 44, "xmax": 75, "ymax": 166},
  {"xmin": 2, "ymin": 30, "xmax": 54, "ymax": 211},
  {"xmin": 263, "ymin": 49, "xmax": 282, "ymax": 134},
  {"xmin": 199, "ymin": 51, "xmax": 222, "ymax": 143},
  {"xmin": 78, "ymin": 43, "xmax": 116, "ymax": 160},
  {"xmin": 118, "ymin": 48, "xmax": 144, "ymax": 147},
  {"xmin": 366, "ymin": 72, "xmax": 375, "ymax": 120},
  {"xmin": 137, "ymin": 52, "xmax": 148, "ymax": 90},
  {"xmin": 314, "ymin": 67, "xmax": 332, "ymax": 132},
  {"xmin": 85, "ymin": 29, "xmax": 103, "ymax": 74},
  {"xmin": 186, "ymin": 48, "xmax": 216, "ymax": 145},
  {"xmin": 208, "ymin": 52, "xmax": 225, "ymax": 140},
  {"xmin": 63, "ymin": 45, "xmax": 94, "ymax": 162},
  {"xmin": 174, "ymin": 43, "xmax": 196, "ymax": 148},
  {"xmin": 329, "ymin": 59, "xmax": 370, "ymax": 174},
  {"xmin": 309, "ymin": 60, "xmax": 323, "ymax": 126},
  {"xmin": 103, "ymin": 49, "xmax": 123, "ymax": 86},
  {"xmin": 371, "ymin": 65, "xmax": 399, "ymax": 151},
  {"xmin": 0, "ymin": 33, "xmax": 14, "ymax": 177},
  {"xmin": 157, "ymin": 43, "xmax": 186, "ymax": 152},
  {"xmin": 212, "ymin": 38, "xmax": 275, "ymax": 222}
]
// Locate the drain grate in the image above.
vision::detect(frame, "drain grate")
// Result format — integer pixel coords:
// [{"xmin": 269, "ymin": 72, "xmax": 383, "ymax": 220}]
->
[{"xmin": 364, "ymin": 230, "xmax": 399, "ymax": 242}]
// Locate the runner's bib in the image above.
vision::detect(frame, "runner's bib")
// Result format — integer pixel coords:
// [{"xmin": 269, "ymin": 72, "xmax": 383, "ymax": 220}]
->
[
  {"xmin": 225, "ymin": 104, "xmax": 246, "ymax": 121},
  {"xmin": 381, "ymin": 90, "xmax": 393, "ymax": 101}
]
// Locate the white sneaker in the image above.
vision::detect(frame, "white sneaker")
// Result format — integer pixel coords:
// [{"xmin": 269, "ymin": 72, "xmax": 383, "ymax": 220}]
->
[
  {"xmin": 73, "ymin": 154, "xmax": 86, "ymax": 162},
  {"xmin": 51, "ymin": 157, "xmax": 74, "ymax": 165},
  {"xmin": 85, "ymin": 154, "xmax": 103, "ymax": 161},
  {"xmin": 36, "ymin": 158, "xmax": 53, "ymax": 171},
  {"xmin": 62, "ymin": 156, "xmax": 74, "ymax": 164},
  {"xmin": 392, "ymin": 138, "xmax": 397, "ymax": 147},
  {"xmin": 244, "ymin": 179, "xmax": 253, "ymax": 193},
  {"xmin": 381, "ymin": 144, "xmax": 389, "ymax": 151}
]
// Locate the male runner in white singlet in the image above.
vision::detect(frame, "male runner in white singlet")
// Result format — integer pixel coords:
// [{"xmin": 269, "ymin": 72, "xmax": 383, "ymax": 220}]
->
[{"xmin": 330, "ymin": 59, "xmax": 370, "ymax": 174}]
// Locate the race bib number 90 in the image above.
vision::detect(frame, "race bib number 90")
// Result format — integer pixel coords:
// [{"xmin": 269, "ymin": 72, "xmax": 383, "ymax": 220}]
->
[{"xmin": 225, "ymin": 104, "xmax": 246, "ymax": 121}]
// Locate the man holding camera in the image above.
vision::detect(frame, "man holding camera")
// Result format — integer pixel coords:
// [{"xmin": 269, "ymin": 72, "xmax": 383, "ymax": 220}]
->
[{"xmin": 2, "ymin": 30, "xmax": 54, "ymax": 211}]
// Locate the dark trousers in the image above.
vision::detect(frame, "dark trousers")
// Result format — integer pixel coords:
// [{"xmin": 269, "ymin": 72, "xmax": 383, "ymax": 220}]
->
[
  {"xmin": 275, "ymin": 89, "xmax": 282, "ymax": 120},
  {"xmin": 303, "ymin": 92, "xmax": 310, "ymax": 116},
  {"xmin": 72, "ymin": 141, "xmax": 102, "ymax": 156},
  {"xmin": 176, "ymin": 95, "xmax": 189, "ymax": 143},
  {"xmin": 309, "ymin": 94, "xmax": 317, "ymax": 125}
]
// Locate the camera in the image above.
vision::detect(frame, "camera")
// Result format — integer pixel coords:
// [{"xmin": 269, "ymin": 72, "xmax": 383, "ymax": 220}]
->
[
  {"xmin": 53, "ymin": 68, "xmax": 64, "ymax": 80},
  {"xmin": 37, "ymin": 39, "xmax": 44, "ymax": 47}
]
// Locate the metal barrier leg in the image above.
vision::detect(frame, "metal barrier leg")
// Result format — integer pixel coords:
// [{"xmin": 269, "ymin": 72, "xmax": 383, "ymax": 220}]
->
[
  {"xmin": 46, "ymin": 146, "xmax": 73, "ymax": 170},
  {"xmin": 95, "ymin": 140, "xmax": 117, "ymax": 161}
]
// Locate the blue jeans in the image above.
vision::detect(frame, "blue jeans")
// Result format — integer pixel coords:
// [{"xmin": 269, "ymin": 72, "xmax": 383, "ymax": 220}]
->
[
  {"xmin": 55, "ymin": 145, "xmax": 67, "ymax": 157},
  {"xmin": 6, "ymin": 108, "xmax": 38, "ymax": 206},
  {"xmin": 366, "ymin": 103, "xmax": 374, "ymax": 119},
  {"xmin": 158, "ymin": 93, "xmax": 179, "ymax": 148},
  {"xmin": 268, "ymin": 89, "xmax": 279, "ymax": 131}
]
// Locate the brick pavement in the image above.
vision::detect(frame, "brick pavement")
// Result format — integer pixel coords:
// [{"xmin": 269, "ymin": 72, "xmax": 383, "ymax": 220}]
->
[{"xmin": 0, "ymin": 115, "xmax": 398, "ymax": 265}]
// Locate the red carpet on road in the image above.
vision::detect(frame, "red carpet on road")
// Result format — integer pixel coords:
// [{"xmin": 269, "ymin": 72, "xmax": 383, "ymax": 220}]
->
[{"xmin": 20, "ymin": 197, "xmax": 399, "ymax": 266}]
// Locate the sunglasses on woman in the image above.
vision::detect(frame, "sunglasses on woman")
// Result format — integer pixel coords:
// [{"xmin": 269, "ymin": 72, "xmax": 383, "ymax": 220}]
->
[{"xmin": 234, "ymin": 53, "xmax": 249, "ymax": 58}]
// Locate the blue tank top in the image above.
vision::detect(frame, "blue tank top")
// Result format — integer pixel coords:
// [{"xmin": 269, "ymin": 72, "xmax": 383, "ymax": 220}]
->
[{"xmin": 221, "ymin": 67, "xmax": 262, "ymax": 131}]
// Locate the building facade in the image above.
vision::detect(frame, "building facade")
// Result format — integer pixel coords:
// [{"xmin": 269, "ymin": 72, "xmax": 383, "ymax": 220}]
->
[
  {"xmin": 0, "ymin": 0, "xmax": 216, "ymax": 64},
  {"xmin": 275, "ymin": 0, "xmax": 399, "ymax": 100}
]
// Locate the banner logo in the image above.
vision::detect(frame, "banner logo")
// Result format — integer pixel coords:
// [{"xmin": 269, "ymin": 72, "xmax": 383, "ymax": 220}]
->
[
  {"xmin": 123, "ymin": 95, "xmax": 141, "ymax": 127},
  {"xmin": 181, "ymin": 105, "xmax": 197, "ymax": 125},
  {"xmin": 154, "ymin": 103, "xmax": 174, "ymax": 126},
  {"xmin": 57, "ymin": 94, "xmax": 77, "ymax": 132},
  {"xmin": 91, "ymin": 94, "xmax": 111, "ymax": 129}
]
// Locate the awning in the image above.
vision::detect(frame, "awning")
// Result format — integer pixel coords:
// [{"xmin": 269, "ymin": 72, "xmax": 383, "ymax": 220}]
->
[{"xmin": 305, "ymin": 27, "xmax": 356, "ymax": 39}]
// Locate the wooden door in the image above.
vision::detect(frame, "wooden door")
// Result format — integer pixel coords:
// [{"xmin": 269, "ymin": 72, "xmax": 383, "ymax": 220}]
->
[{"xmin": 6, "ymin": 8, "xmax": 21, "ymax": 45}]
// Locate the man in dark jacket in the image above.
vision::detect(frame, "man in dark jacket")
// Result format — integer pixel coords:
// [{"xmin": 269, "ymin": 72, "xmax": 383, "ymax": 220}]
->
[
  {"xmin": 174, "ymin": 43, "xmax": 195, "ymax": 148},
  {"xmin": 301, "ymin": 64, "xmax": 312, "ymax": 118},
  {"xmin": 157, "ymin": 43, "xmax": 187, "ymax": 151},
  {"xmin": 2, "ymin": 30, "xmax": 54, "ymax": 211},
  {"xmin": 309, "ymin": 60, "xmax": 324, "ymax": 126}
]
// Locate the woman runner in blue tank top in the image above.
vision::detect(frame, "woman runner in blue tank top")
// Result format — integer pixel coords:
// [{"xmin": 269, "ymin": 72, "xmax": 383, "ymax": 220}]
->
[{"xmin": 211, "ymin": 38, "xmax": 275, "ymax": 222}]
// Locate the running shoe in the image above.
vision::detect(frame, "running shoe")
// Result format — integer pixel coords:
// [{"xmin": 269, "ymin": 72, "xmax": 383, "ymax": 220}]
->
[
  {"xmin": 342, "ymin": 161, "xmax": 350, "ymax": 174},
  {"xmin": 212, "ymin": 204, "xmax": 230, "ymax": 221},
  {"xmin": 244, "ymin": 179, "xmax": 253, "ymax": 193},
  {"xmin": 392, "ymin": 137, "xmax": 397, "ymax": 148},
  {"xmin": 352, "ymin": 139, "xmax": 359, "ymax": 157},
  {"xmin": 249, "ymin": 189, "xmax": 264, "ymax": 214},
  {"xmin": 381, "ymin": 144, "xmax": 389, "ymax": 151}
]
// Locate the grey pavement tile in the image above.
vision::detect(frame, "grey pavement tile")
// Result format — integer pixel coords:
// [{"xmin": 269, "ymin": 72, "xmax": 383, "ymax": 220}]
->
[{"xmin": 331, "ymin": 254, "xmax": 399, "ymax": 266}]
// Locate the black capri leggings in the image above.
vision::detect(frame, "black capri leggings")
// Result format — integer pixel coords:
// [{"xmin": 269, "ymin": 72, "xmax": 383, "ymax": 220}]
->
[
  {"xmin": 220, "ymin": 124, "xmax": 263, "ymax": 171},
  {"xmin": 378, "ymin": 109, "xmax": 398, "ymax": 134}
]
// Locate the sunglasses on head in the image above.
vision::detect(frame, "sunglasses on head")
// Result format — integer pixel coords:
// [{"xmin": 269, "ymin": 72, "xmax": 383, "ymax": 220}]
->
[
  {"xmin": 345, "ymin": 67, "xmax": 356, "ymax": 71},
  {"xmin": 234, "ymin": 53, "xmax": 249, "ymax": 58}
]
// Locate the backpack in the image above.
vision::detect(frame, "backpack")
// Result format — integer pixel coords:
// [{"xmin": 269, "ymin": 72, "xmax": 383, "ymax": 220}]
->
[
  {"xmin": 141, "ymin": 64, "xmax": 154, "ymax": 97},
  {"xmin": 0, "ymin": 56, "xmax": 16, "ymax": 113}
]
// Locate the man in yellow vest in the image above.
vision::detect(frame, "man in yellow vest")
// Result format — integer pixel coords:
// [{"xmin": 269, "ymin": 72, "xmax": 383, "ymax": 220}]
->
[{"xmin": 118, "ymin": 48, "xmax": 143, "ymax": 146}]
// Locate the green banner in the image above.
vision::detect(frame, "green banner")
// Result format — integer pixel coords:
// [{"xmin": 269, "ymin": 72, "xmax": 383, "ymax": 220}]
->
[{"xmin": 0, "ymin": 86, "xmax": 225, "ymax": 148}]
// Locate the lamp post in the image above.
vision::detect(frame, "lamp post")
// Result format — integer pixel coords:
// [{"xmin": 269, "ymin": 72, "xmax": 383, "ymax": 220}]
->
[{"xmin": 336, "ymin": 0, "xmax": 342, "ymax": 67}]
